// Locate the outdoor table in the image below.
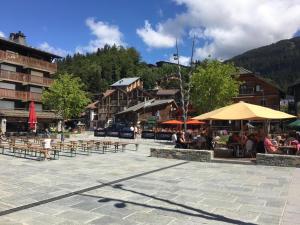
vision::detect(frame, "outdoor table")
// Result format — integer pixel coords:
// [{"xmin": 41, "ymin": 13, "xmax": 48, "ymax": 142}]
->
[
  {"xmin": 229, "ymin": 143, "xmax": 244, "ymax": 157},
  {"xmin": 186, "ymin": 141, "xmax": 194, "ymax": 149},
  {"xmin": 278, "ymin": 146, "xmax": 297, "ymax": 155}
]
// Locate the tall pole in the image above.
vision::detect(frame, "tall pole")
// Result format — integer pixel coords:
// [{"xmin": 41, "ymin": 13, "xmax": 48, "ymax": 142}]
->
[
  {"xmin": 184, "ymin": 36, "xmax": 196, "ymax": 131},
  {"xmin": 175, "ymin": 36, "xmax": 196, "ymax": 132},
  {"xmin": 175, "ymin": 40, "xmax": 187, "ymax": 131}
]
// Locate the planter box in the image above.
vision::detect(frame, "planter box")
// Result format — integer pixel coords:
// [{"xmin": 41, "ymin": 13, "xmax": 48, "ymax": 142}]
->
[
  {"xmin": 256, "ymin": 153, "xmax": 300, "ymax": 167},
  {"xmin": 150, "ymin": 148, "xmax": 213, "ymax": 162}
]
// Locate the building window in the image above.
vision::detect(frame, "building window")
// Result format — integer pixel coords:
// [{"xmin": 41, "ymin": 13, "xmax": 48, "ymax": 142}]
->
[
  {"xmin": 30, "ymin": 86, "xmax": 43, "ymax": 93},
  {"xmin": 260, "ymin": 99, "xmax": 266, "ymax": 106},
  {"xmin": 0, "ymin": 82, "xmax": 15, "ymax": 90},
  {"xmin": 255, "ymin": 85, "xmax": 261, "ymax": 92},
  {"xmin": 0, "ymin": 100, "xmax": 14, "ymax": 109},
  {"xmin": 0, "ymin": 64, "xmax": 16, "ymax": 72},
  {"xmin": 35, "ymin": 104, "xmax": 43, "ymax": 111}
]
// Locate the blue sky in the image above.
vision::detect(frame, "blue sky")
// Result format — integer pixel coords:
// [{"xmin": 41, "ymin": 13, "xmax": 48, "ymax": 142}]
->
[{"xmin": 0, "ymin": 0, "xmax": 300, "ymax": 65}]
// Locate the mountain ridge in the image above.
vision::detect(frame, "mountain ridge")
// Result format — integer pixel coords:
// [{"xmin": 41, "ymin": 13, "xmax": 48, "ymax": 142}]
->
[{"xmin": 228, "ymin": 36, "xmax": 300, "ymax": 90}]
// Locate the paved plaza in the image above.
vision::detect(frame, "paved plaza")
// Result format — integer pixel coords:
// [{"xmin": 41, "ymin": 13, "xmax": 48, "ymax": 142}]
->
[{"xmin": 0, "ymin": 138, "xmax": 299, "ymax": 225}]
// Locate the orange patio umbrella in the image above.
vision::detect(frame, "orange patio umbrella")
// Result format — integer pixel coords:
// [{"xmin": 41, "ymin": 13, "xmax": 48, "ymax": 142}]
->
[
  {"xmin": 186, "ymin": 119, "xmax": 205, "ymax": 125},
  {"xmin": 162, "ymin": 120, "xmax": 183, "ymax": 125}
]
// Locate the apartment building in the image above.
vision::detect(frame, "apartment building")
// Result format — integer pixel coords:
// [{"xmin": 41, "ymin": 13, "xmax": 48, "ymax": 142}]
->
[{"xmin": 0, "ymin": 31, "xmax": 61, "ymax": 133}]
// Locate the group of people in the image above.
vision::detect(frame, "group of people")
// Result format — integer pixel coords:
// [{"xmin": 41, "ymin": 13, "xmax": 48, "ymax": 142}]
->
[
  {"xmin": 227, "ymin": 130, "xmax": 300, "ymax": 156},
  {"xmin": 171, "ymin": 125, "xmax": 300, "ymax": 156},
  {"xmin": 172, "ymin": 127, "xmax": 214, "ymax": 150}
]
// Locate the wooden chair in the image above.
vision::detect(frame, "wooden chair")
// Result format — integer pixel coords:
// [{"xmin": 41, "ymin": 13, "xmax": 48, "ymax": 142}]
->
[{"xmin": 103, "ymin": 141, "xmax": 112, "ymax": 153}]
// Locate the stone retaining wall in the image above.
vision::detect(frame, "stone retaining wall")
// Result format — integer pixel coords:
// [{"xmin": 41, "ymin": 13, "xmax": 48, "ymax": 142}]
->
[
  {"xmin": 150, "ymin": 148, "xmax": 213, "ymax": 162},
  {"xmin": 256, "ymin": 153, "xmax": 300, "ymax": 167}
]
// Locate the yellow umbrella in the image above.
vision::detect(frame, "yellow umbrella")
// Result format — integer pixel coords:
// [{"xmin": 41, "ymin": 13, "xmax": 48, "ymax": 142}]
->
[{"xmin": 193, "ymin": 101, "xmax": 296, "ymax": 121}]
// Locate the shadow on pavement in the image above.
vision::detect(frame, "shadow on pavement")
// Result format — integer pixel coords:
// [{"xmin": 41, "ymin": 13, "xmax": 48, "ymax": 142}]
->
[{"xmin": 80, "ymin": 182, "xmax": 257, "ymax": 225}]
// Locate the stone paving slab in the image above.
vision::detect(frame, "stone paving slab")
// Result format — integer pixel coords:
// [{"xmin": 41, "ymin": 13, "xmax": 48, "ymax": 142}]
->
[{"xmin": 0, "ymin": 137, "xmax": 299, "ymax": 224}]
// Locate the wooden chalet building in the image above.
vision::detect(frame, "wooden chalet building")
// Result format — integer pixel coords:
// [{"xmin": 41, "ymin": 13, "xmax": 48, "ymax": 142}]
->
[
  {"xmin": 95, "ymin": 77, "xmax": 151, "ymax": 127},
  {"xmin": 233, "ymin": 68, "xmax": 284, "ymax": 110},
  {"xmin": 0, "ymin": 31, "xmax": 61, "ymax": 133},
  {"xmin": 115, "ymin": 99, "xmax": 178, "ymax": 126}
]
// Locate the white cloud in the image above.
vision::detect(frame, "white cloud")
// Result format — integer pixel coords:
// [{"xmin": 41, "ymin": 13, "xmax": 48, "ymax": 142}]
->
[
  {"xmin": 0, "ymin": 31, "xmax": 5, "ymax": 38},
  {"xmin": 169, "ymin": 55, "xmax": 190, "ymax": 66},
  {"xmin": 76, "ymin": 18, "xmax": 125, "ymax": 53},
  {"xmin": 136, "ymin": 20, "xmax": 176, "ymax": 48},
  {"xmin": 38, "ymin": 42, "xmax": 70, "ymax": 57},
  {"xmin": 139, "ymin": 0, "xmax": 300, "ymax": 59}
]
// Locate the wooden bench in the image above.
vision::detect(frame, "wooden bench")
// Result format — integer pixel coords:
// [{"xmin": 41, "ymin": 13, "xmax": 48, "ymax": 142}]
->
[
  {"xmin": 118, "ymin": 142, "xmax": 139, "ymax": 151},
  {"xmin": 52, "ymin": 142, "xmax": 76, "ymax": 157}
]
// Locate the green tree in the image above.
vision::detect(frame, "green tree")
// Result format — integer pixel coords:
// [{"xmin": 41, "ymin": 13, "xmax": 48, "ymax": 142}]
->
[
  {"xmin": 190, "ymin": 59, "xmax": 240, "ymax": 114},
  {"xmin": 42, "ymin": 73, "xmax": 90, "ymax": 138}
]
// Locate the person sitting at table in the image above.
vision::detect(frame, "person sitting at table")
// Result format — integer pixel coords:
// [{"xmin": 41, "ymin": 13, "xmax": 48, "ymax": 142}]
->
[
  {"xmin": 275, "ymin": 136, "xmax": 284, "ymax": 146},
  {"xmin": 205, "ymin": 127, "xmax": 214, "ymax": 150},
  {"xmin": 285, "ymin": 132, "xmax": 297, "ymax": 146},
  {"xmin": 227, "ymin": 132, "xmax": 239, "ymax": 147},
  {"xmin": 171, "ymin": 132, "xmax": 177, "ymax": 144},
  {"xmin": 195, "ymin": 132, "xmax": 206, "ymax": 149},
  {"xmin": 175, "ymin": 132, "xmax": 188, "ymax": 149},
  {"xmin": 264, "ymin": 134, "xmax": 281, "ymax": 154},
  {"xmin": 245, "ymin": 133, "xmax": 256, "ymax": 157}
]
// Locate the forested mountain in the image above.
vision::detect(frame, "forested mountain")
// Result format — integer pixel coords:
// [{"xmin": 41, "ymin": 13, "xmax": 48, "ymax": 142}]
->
[
  {"xmin": 229, "ymin": 36, "xmax": 300, "ymax": 90},
  {"xmin": 57, "ymin": 45, "xmax": 188, "ymax": 95}
]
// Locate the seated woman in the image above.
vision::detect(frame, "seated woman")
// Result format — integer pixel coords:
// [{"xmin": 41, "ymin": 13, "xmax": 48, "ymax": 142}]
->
[
  {"xmin": 245, "ymin": 134, "xmax": 256, "ymax": 157},
  {"xmin": 175, "ymin": 132, "xmax": 188, "ymax": 149},
  {"xmin": 264, "ymin": 134, "xmax": 281, "ymax": 154}
]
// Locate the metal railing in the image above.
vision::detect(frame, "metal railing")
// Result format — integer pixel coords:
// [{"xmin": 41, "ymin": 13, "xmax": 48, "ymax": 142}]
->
[
  {"xmin": 0, "ymin": 50, "xmax": 57, "ymax": 74},
  {"xmin": 0, "ymin": 70, "xmax": 53, "ymax": 86}
]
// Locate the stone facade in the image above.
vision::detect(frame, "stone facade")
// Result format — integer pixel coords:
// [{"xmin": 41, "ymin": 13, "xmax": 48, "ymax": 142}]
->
[
  {"xmin": 150, "ymin": 148, "xmax": 213, "ymax": 162},
  {"xmin": 256, "ymin": 153, "xmax": 300, "ymax": 167}
]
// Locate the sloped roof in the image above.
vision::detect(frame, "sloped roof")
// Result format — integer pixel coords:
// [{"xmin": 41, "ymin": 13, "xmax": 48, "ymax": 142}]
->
[
  {"xmin": 102, "ymin": 89, "xmax": 115, "ymax": 98},
  {"xmin": 110, "ymin": 77, "xmax": 140, "ymax": 87},
  {"xmin": 0, "ymin": 109, "xmax": 61, "ymax": 119},
  {"xmin": 0, "ymin": 36, "xmax": 62, "ymax": 59},
  {"xmin": 146, "ymin": 99, "xmax": 175, "ymax": 108},
  {"xmin": 116, "ymin": 99, "xmax": 176, "ymax": 115},
  {"xmin": 238, "ymin": 67, "xmax": 252, "ymax": 74},
  {"xmin": 289, "ymin": 79, "xmax": 300, "ymax": 89},
  {"xmin": 86, "ymin": 101, "xmax": 98, "ymax": 109},
  {"xmin": 156, "ymin": 89, "xmax": 180, "ymax": 96}
]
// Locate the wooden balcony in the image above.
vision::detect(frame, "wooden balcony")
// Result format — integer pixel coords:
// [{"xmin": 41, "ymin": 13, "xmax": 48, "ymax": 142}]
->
[
  {"xmin": 0, "ymin": 70, "xmax": 53, "ymax": 87},
  {"xmin": 0, "ymin": 50, "xmax": 57, "ymax": 74},
  {"xmin": 0, "ymin": 88, "xmax": 42, "ymax": 102}
]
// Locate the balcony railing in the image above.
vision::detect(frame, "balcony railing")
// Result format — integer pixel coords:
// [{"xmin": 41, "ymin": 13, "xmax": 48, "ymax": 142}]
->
[
  {"xmin": 0, "ymin": 88, "xmax": 42, "ymax": 102},
  {"xmin": 0, "ymin": 50, "xmax": 57, "ymax": 74},
  {"xmin": 0, "ymin": 70, "xmax": 53, "ymax": 87},
  {"xmin": 239, "ymin": 87, "xmax": 255, "ymax": 95}
]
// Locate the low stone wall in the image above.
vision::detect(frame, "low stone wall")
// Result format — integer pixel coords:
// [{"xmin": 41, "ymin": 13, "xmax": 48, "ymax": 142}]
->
[
  {"xmin": 256, "ymin": 153, "xmax": 300, "ymax": 167},
  {"xmin": 214, "ymin": 148, "xmax": 234, "ymax": 158},
  {"xmin": 150, "ymin": 148, "xmax": 213, "ymax": 162}
]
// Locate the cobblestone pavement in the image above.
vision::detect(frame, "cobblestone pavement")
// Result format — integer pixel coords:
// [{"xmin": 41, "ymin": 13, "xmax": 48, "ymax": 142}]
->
[{"xmin": 0, "ymin": 136, "xmax": 299, "ymax": 225}]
